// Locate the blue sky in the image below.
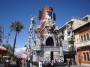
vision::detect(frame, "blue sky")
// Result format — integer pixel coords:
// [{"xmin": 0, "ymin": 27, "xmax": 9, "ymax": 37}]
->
[{"xmin": 0, "ymin": 0, "xmax": 90, "ymax": 50}]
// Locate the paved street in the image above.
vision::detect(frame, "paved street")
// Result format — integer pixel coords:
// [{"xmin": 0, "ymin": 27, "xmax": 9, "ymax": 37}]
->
[
  {"xmin": 10, "ymin": 64, "xmax": 16, "ymax": 67},
  {"xmin": 10, "ymin": 64, "xmax": 89, "ymax": 67},
  {"xmin": 33, "ymin": 65, "xmax": 88, "ymax": 67},
  {"xmin": 9, "ymin": 64, "xmax": 89, "ymax": 67},
  {"xmin": 0, "ymin": 64, "xmax": 85, "ymax": 67},
  {"xmin": 64, "ymin": 65, "xmax": 89, "ymax": 67},
  {"xmin": 0, "ymin": 64, "xmax": 86, "ymax": 67}
]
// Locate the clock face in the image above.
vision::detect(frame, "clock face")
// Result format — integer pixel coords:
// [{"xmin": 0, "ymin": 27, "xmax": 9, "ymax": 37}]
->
[{"xmin": 45, "ymin": 11, "xmax": 52, "ymax": 19}]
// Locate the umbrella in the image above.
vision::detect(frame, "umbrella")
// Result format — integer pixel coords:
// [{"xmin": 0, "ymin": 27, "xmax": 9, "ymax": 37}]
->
[
  {"xmin": 21, "ymin": 54, "xmax": 27, "ymax": 59},
  {"xmin": 20, "ymin": 52, "xmax": 27, "ymax": 59},
  {"xmin": 0, "ymin": 46, "xmax": 8, "ymax": 55}
]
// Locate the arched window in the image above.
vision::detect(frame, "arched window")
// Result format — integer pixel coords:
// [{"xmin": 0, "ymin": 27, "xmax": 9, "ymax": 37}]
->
[
  {"xmin": 46, "ymin": 37, "xmax": 54, "ymax": 46},
  {"xmin": 81, "ymin": 35, "xmax": 83, "ymax": 42},
  {"xmin": 86, "ymin": 52, "xmax": 90, "ymax": 61},
  {"xmin": 84, "ymin": 34, "xmax": 86, "ymax": 41},
  {"xmin": 83, "ymin": 53, "xmax": 86, "ymax": 61},
  {"xmin": 87, "ymin": 33, "xmax": 89, "ymax": 40}
]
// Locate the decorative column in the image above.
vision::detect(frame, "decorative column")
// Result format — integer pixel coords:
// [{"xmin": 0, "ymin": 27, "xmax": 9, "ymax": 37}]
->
[
  {"xmin": 58, "ymin": 33, "xmax": 64, "ymax": 62},
  {"xmin": 59, "ymin": 39, "xmax": 64, "ymax": 62}
]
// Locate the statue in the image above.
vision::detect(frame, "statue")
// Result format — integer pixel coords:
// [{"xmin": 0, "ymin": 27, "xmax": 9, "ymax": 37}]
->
[{"xmin": 29, "ymin": 16, "xmax": 36, "ymax": 32}]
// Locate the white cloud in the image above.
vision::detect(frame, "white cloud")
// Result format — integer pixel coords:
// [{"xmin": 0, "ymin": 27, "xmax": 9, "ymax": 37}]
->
[{"xmin": 15, "ymin": 47, "xmax": 26, "ymax": 55}]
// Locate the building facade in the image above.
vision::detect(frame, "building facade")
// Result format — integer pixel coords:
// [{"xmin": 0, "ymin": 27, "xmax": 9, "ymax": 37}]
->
[
  {"xmin": 74, "ymin": 21, "xmax": 90, "ymax": 66},
  {"xmin": 58, "ymin": 15, "xmax": 90, "ymax": 64},
  {"xmin": 32, "ymin": 6, "xmax": 64, "ymax": 62},
  {"xmin": 30, "ymin": 6, "xmax": 90, "ymax": 66}
]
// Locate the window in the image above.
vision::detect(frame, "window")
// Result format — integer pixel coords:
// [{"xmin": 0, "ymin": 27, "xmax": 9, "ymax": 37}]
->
[
  {"xmin": 86, "ymin": 52, "xmax": 90, "ymax": 61},
  {"xmin": 87, "ymin": 33, "xmax": 89, "ymax": 40},
  {"xmin": 81, "ymin": 35, "xmax": 83, "ymax": 42},
  {"xmin": 83, "ymin": 53, "xmax": 86, "ymax": 61},
  {"xmin": 84, "ymin": 34, "xmax": 86, "ymax": 41}
]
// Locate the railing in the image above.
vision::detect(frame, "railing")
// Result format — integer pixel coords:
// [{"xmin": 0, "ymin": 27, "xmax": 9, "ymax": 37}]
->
[
  {"xmin": 43, "ymin": 46, "xmax": 60, "ymax": 51},
  {"xmin": 76, "ymin": 40, "xmax": 90, "ymax": 48}
]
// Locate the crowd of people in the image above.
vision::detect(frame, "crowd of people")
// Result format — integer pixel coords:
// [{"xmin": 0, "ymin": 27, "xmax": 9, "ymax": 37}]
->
[
  {"xmin": 15, "ymin": 57, "xmax": 57, "ymax": 67},
  {"xmin": 38, "ymin": 60, "xmax": 56, "ymax": 67},
  {"xmin": 15, "ymin": 58, "xmax": 75, "ymax": 67},
  {"xmin": 16, "ymin": 57, "xmax": 33, "ymax": 67}
]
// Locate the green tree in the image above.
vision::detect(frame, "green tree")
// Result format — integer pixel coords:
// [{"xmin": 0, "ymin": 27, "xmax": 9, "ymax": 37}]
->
[
  {"xmin": 3, "ymin": 44, "xmax": 13, "ymax": 55},
  {"xmin": 10, "ymin": 21, "xmax": 24, "ymax": 55}
]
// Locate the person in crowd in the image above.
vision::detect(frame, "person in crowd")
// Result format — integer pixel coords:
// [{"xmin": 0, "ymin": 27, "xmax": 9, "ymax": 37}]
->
[
  {"xmin": 16, "ymin": 58, "xmax": 20, "ymax": 67},
  {"xmin": 71, "ymin": 58, "xmax": 76, "ymax": 65},
  {"xmin": 5, "ymin": 58, "xmax": 10, "ymax": 67},
  {"xmin": 20, "ymin": 58, "xmax": 22, "ymax": 67},
  {"xmin": 26, "ymin": 58, "xmax": 30, "ymax": 67},
  {"xmin": 50, "ymin": 60, "xmax": 55, "ymax": 67},
  {"xmin": 30, "ymin": 59, "xmax": 33, "ymax": 67},
  {"xmin": 67, "ymin": 59, "xmax": 71, "ymax": 67},
  {"xmin": 39, "ymin": 60, "xmax": 43, "ymax": 67},
  {"xmin": 24, "ymin": 59, "xmax": 27, "ymax": 67},
  {"xmin": 21, "ymin": 59, "xmax": 25, "ymax": 67}
]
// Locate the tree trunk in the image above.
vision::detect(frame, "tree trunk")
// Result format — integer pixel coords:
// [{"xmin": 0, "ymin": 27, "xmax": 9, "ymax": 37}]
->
[{"xmin": 13, "ymin": 32, "xmax": 18, "ymax": 55}]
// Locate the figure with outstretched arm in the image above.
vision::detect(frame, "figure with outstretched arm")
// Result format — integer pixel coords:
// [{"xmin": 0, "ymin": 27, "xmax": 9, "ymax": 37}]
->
[{"xmin": 29, "ymin": 16, "xmax": 36, "ymax": 32}]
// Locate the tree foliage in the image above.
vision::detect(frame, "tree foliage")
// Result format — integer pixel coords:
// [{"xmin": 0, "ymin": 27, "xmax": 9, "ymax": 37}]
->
[{"xmin": 10, "ymin": 21, "xmax": 24, "ymax": 55}]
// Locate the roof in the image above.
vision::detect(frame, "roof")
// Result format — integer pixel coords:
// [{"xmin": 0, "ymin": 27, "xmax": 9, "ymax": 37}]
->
[
  {"xmin": 73, "ymin": 22, "xmax": 90, "ymax": 32},
  {"xmin": 59, "ymin": 15, "xmax": 90, "ymax": 31}
]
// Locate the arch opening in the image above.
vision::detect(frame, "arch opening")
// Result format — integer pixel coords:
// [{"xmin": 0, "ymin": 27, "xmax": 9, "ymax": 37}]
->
[{"xmin": 46, "ymin": 37, "xmax": 54, "ymax": 46}]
